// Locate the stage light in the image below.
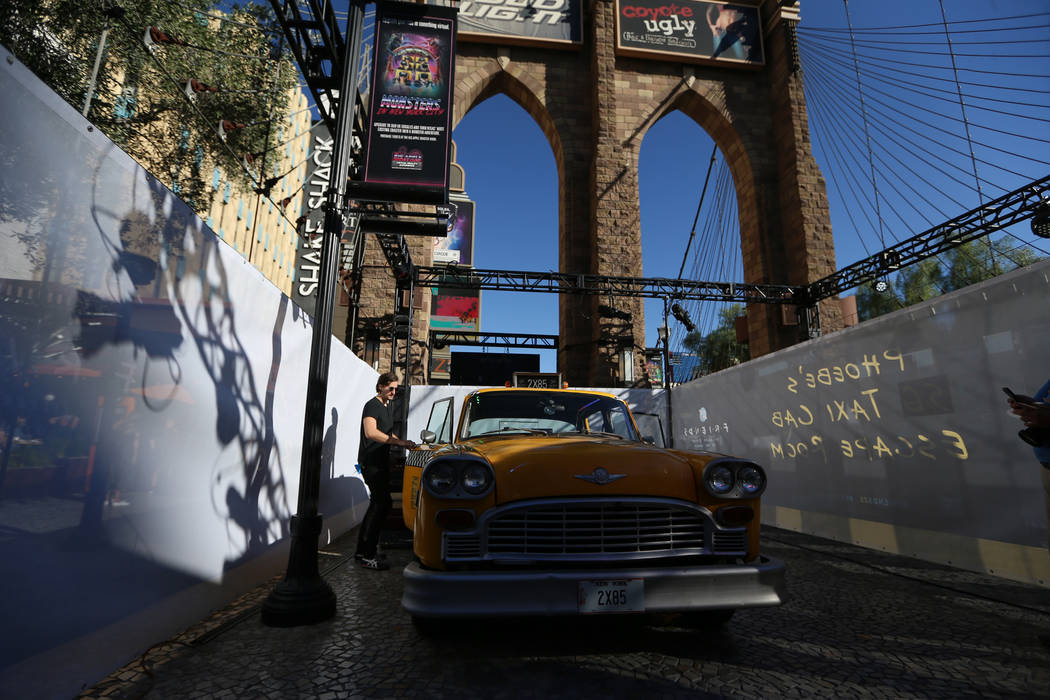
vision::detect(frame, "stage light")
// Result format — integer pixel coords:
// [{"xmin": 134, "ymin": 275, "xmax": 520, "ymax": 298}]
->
[
  {"xmin": 1032, "ymin": 202, "xmax": 1050, "ymax": 239},
  {"xmin": 671, "ymin": 303, "xmax": 696, "ymax": 332}
]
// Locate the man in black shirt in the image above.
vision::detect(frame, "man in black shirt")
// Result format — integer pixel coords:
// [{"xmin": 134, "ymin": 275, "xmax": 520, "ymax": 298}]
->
[{"xmin": 355, "ymin": 372, "xmax": 416, "ymax": 570}]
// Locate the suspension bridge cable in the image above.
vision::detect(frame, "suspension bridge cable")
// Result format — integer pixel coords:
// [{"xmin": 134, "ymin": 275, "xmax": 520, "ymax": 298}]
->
[
  {"xmin": 803, "ymin": 80, "xmax": 885, "ymax": 244},
  {"xmin": 803, "ymin": 58, "xmax": 1003, "ymax": 200},
  {"xmin": 676, "ymin": 145, "xmax": 718, "ymax": 281},
  {"xmin": 801, "ymin": 11, "xmax": 1050, "ymax": 32},
  {"xmin": 801, "ymin": 44, "xmax": 1050, "ymax": 145},
  {"xmin": 801, "ymin": 51, "xmax": 1050, "ymax": 180},
  {"xmin": 800, "ymin": 31, "xmax": 1050, "ymax": 53},
  {"xmin": 805, "ymin": 62, "xmax": 1036, "ymax": 273},
  {"xmin": 803, "ymin": 43, "xmax": 1050, "ymax": 125},
  {"xmin": 939, "ymin": 0, "xmax": 995, "ymax": 269},
  {"xmin": 844, "ymin": 0, "xmax": 890, "ymax": 250},
  {"xmin": 795, "ymin": 37, "xmax": 1050, "ymax": 80},
  {"xmin": 805, "ymin": 47, "xmax": 1050, "ymax": 109},
  {"xmin": 798, "ymin": 43, "xmax": 1050, "ymax": 94}
]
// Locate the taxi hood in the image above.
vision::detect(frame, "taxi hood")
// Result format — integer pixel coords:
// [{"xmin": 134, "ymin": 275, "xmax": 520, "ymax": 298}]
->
[{"xmin": 457, "ymin": 434, "xmax": 699, "ymax": 503}]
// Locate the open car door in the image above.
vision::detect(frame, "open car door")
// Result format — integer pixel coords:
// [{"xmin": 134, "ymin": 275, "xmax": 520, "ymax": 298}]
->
[
  {"xmin": 633, "ymin": 411, "xmax": 666, "ymax": 448},
  {"xmin": 402, "ymin": 396, "xmax": 454, "ymax": 530}
]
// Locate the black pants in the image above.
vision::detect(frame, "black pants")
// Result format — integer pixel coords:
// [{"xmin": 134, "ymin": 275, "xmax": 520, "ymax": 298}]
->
[{"xmin": 356, "ymin": 461, "xmax": 391, "ymax": 558}]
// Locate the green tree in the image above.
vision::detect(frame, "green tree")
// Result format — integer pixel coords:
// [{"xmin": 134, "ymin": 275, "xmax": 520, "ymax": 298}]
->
[
  {"xmin": 854, "ymin": 236, "xmax": 1043, "ymax": 321},
  {"xmin": 0, "ymin": 0, "xmax": 298, "ymax": 211},
  {"xmin": 681, "ymin": 303, "xmax": 749, "ymax": 378}
]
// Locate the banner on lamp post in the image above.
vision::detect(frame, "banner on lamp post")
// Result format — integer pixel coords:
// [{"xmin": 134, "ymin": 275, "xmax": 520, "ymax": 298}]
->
[
  {"xmin": 292, "ymin": 122, "xmax": 333, "ymax": 317},
  {"xmin": 357, "ymin": 1, "xmax": 458, "ymax": 205}
]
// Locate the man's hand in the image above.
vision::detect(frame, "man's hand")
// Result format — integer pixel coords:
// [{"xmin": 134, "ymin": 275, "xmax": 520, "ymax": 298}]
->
[
  {"xmin": 390, "ymin": 433, "xmax": 417, "ymax": 449},
  {"xmin": 1011, "ymin": 400, "xmax": 1050, "ymax": 428}
]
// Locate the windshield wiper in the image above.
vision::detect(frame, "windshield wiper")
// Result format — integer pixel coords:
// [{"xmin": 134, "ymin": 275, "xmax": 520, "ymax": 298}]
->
[
  {"xmin": 583, "ymin": 430, "xmax": 626, "ymax": 439},
  {"xmin": 476, "ymin": 427, "xmax": 551, "ymax": 436}
]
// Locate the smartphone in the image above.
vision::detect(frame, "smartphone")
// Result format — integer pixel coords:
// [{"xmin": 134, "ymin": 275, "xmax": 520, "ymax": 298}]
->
[{"xmin": 1004, "ymin": 387, "xmax": 1037, "ymax": 405}]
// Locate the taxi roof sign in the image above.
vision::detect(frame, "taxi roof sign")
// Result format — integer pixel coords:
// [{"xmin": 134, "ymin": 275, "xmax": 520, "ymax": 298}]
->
[{"xmin": 512, "ymin": 372, "xmax": 563, "ymax": 389}]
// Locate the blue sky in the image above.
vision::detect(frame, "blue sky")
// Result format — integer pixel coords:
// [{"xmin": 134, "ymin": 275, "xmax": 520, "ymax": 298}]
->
[
  {"xmin": 442, "ymin": 0, "xmax": 1050, "ymax": 372},
  {"xmin": 342, "ymin": 1, "xmax": 1050, "ymax": 373}
]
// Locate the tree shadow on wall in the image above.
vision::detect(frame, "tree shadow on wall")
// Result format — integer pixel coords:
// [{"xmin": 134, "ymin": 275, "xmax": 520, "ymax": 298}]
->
[
  {"xmin": 147, "ymin": 177, "xmax": 297, "ymax": 572},
  {"xmin": 82, "ymin": 158, "xmax": 297, "ymax": 573}
]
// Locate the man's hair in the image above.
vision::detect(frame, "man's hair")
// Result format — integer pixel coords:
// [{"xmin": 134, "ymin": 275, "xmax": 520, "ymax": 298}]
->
[{"xmin": 376, "ymin": 372, "xmax": 399, "ymax": 391}]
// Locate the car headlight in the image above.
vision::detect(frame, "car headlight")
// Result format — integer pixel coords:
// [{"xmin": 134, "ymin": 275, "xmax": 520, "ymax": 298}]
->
[
  {"xmin": 702, "ymin": 460, "xmax": 767, "ymax": 499},
  {"xmin": 706, "ymin": 464, "xmax": 734, "ymax": 494},
  {"xmin": 425, "ymin": 462, "xmax": 456, "ymax": 494},
  {"xmin": 422, "ymin": 457, "xmax": 494, "ymax": 499},
  {"xmin": 737, "ymin": 465, "xmax": 765, "ymax": 495},
  {"xmin": 461, "ymin": 462, "xmax": 492, "ymax": 495}
]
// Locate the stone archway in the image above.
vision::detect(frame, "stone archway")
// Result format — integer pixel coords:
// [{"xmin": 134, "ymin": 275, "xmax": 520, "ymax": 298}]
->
[{"xmin": 353, "ymin": 0, "xmax": 842, "ymax": 386}]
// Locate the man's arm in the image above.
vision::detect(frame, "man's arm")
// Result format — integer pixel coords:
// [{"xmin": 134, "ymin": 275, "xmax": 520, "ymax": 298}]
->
[{"xmin": 363, "ymin": 415, "xmax": 416, "ymax": 448}]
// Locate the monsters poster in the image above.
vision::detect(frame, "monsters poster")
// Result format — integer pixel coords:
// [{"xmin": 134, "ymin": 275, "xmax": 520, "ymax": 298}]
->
[{"xmin": 363, "ymin": 2, "xmax": 457, "ymax": 197}]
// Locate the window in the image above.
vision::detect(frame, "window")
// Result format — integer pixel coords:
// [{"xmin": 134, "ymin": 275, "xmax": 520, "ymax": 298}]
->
[
  {"xmin": 425, "ymin": 398, "xmax": 454, "ymax": 444},
  {"xmin": 223, "ymin": 182, "xmax": 231, "ymax": 203},
  {"xmin": 212, "ymin": 168, "xmax": 221, "ymax": 190}
]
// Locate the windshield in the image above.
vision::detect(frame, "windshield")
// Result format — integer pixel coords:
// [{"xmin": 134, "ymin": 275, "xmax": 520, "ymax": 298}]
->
[{"xmin": 461, "ymin": 391, "xmax": 639, "ymax": 441}]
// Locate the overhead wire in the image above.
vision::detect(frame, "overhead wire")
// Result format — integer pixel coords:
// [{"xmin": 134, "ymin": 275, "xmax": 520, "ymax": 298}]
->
[
  {"xmin": 798, "ymin": 5, "xmax": 1048, "ymax": 296},
  {"xmin": 112, "ymin": 15, "xmax": 304, "ymax": 235}
]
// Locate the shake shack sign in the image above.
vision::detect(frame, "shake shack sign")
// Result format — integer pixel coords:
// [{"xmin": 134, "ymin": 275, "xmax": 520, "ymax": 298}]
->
[{"xmin": 293, "ymin": 123, "xmax": 333, "ymax": 317}]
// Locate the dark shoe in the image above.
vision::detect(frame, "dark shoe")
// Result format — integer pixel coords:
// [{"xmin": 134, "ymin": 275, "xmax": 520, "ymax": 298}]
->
[
  {"xmin": 357, "ymin": 556, "xmax": 389, "ymax": 571},
  {"xmin": 354, "ymin": 551, "xmax": 388, "ymax": 562}
]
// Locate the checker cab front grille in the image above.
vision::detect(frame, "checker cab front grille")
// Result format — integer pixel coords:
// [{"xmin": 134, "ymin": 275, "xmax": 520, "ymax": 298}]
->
[{"xmin": 443, "ymin": 497, "xmax": 748, "ymax": 563}]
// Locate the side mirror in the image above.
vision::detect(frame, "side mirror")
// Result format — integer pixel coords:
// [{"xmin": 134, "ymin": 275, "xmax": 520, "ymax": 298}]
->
[
  {"xmin": 641, "ymin": 435, "xmax": 655, "ymax": 445},
  {"xmin": 420, "ymin": 429, "xmax": 437, "ymax": 445}
]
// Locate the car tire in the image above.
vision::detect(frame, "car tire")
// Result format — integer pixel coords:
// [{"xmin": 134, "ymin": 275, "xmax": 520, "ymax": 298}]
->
[{"xmin": 679, "ymin": 609, "xmax": 735, "ymax": 628}]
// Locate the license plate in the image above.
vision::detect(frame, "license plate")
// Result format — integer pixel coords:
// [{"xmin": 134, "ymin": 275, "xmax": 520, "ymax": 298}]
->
[{"xmin": 577, "ymin": 579, "xmax": 644, "ymax": 614}]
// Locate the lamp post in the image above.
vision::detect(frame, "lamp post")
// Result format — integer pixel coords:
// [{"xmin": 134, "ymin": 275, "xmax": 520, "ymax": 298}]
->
[
  {"xmin": 659, "ymin": 300, "xmax": 674, "ymax": 448},
  {"xmin": 261, "ymin": 0, "xmax": 365, "ymax": 627}
]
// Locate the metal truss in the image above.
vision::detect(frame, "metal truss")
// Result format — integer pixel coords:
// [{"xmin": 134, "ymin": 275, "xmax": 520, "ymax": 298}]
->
[
  {"xmin": 414, "ymin": 266, "xmax": 804, "ymax": 304},
  {"xmin": 268, "ymin": 1, "xmax": 345, "ymax": 129},
  {"xmin": 806, "ymin": 174, "xmax": 1050, "ymax": 301},
  {"xmin": 431, "ymin": 331, "xmax": 560, "ymax": 349},
  {"xmin": 375, "ymin": 233, "xmax": 414, "ymax": 279}
]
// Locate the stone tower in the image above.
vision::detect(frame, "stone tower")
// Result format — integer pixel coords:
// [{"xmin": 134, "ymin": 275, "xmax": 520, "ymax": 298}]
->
[{"xmin": 354, "ymin": 0, "xmax": 842, "ymax": 386}]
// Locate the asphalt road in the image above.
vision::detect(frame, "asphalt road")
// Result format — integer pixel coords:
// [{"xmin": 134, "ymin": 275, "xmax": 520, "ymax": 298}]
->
[{"xmin": 81, "ymin": 526, "xmax": 1050, "ymax": 699}]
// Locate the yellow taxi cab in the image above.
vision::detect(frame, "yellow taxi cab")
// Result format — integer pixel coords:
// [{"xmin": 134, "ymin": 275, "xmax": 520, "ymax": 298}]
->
[{"xmin": 401, "ymin": 387, "xmax": 785, "ymax": 625}]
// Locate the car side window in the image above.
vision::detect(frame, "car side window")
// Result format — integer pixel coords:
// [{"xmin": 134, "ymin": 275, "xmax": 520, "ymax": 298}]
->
[
  {"xmin": 426, "ymin": 397, "xmax": 453, "ymax": 444},
  {"xmin": 608, "ymin": 408, "xmax": 631, "ymax": 438},
  {"xmin": 633, "ymin": 412, "xmax": 665, "ymax": 447}
]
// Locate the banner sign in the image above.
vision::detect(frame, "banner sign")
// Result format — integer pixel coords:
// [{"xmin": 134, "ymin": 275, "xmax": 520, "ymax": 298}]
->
[
  {"xmin": 458, "ymin": 0, "xmax": 583, "ymax": 47},
  {"xmin": 430, "ymin": 347, "xmax": 452, "ymax": 380},
  {"xmin": 431, "ymin": 287, "xmax": 480, "ymax": 332},
  {"xmin": 292, "ymin": 123, "xmax": 332, "ymax": 317},
  {"xmin": 672, "ymin": 261, "xmax": 1050, "ymax": 550},
  {"xmin": 433, "ymin": 197, "xmax": 475, "ymax": 265},
  {"xmin": 361, "ymin": 2, "xmax": 457, "ymax": 204},
  {"xmin": 615, "ymin": 0, "xmax": 764, "ymax": 66}
]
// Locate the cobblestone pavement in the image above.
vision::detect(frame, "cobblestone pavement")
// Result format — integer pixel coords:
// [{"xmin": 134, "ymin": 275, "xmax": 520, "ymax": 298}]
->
[{"xmin": 82, "ymin": 527, "xmax": 1050, "ymax": 699}]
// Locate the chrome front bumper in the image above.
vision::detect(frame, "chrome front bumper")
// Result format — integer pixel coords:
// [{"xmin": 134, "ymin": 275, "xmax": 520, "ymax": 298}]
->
[{"xmin": 402, "ymin": 556, "xmax": 786, "ymax": 619}]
